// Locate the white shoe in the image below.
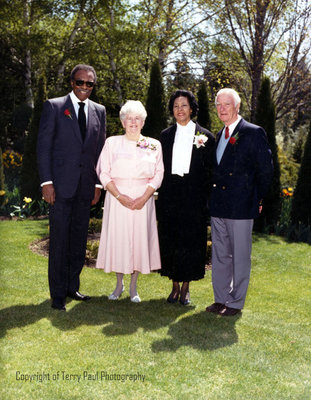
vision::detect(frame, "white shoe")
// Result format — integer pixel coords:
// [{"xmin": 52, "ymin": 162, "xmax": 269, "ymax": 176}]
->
[
  {"xmin": 108, "ymin": 286, "xmax": 124, "ymax": 300},
  {"xmin": 130, "ymin": 294, "xmax": 141, "ymax": 303}
]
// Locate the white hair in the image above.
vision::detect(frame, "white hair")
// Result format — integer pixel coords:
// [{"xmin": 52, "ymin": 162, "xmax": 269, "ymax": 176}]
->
[
  {"xmin": 215, "ymin": 88, "xmax": 241, "ymax": 107},
  {"xmin": 119, "ymin": 100, "xmax": 147, "ymax": 121}
]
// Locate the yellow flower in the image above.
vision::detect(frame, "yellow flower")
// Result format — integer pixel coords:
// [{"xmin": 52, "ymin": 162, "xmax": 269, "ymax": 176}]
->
[
  {"xmin": 0, "ymin": 190, "xmax": 5, "ymax": 196},
  {"xmin": 282, "ymin": 188, "xmax": 289, "ymax": 197},
  {"xmin": 23, "ymin": 197, "xmax": 32, "ymax": 203}
]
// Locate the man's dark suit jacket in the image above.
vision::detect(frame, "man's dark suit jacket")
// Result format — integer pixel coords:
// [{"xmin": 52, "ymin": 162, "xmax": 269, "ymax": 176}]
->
[
  {"xmin": 210, "ymin": 118, "xmax": 273, "ymax": 220},
  {"xmin": 37, "ymin": 94, "xmax": 106, "ymax": 199}
]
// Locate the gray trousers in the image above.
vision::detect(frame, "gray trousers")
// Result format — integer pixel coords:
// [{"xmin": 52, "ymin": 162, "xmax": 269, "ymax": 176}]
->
[{"xmin": 211, "ymin": 217, "xmax": 254, "ymax": 309}]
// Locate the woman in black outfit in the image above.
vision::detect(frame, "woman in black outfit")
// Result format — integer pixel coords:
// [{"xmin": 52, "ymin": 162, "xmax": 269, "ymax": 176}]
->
[{"xmin": 157, "ymin": 90, "xmax": 215, "ymax": 305}]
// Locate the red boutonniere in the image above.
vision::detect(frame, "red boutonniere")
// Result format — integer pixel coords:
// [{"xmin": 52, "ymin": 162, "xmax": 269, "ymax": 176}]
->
[
  {"xmin": 229, "ymin": 132, "xmax": 239, "ymax": 145},
  {"xmin": 64, "ymin": 108, "xmax": 73, "ymax": 119}
]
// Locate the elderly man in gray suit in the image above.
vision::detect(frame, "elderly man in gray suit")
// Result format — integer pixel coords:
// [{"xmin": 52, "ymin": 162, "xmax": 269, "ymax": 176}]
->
[
  {"xmin": 37, "ymin": 64, "xmax": 106, "ymax": 311},
  {"xmin": 206, "ymin": 88, "xmax": 273, "ymax": 316}
]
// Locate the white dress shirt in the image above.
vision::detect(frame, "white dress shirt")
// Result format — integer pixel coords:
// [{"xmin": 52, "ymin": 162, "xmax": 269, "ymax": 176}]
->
[
  {"xmin": 70, "ymin": 91, "xmax": 89, "ymax": 124},
  {"xmin": 171, "ymin": 120, "xmax": 196, "ymax": 177},
  {"xmin": 216, "ymin": 115, "xmax": 241, "ymax": 164}
]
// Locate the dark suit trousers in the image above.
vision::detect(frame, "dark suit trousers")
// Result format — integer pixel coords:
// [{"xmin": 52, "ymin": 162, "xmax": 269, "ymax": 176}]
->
[{"xmin": 48, "ymin": 186, "xmax": 91, "ymax": 300}]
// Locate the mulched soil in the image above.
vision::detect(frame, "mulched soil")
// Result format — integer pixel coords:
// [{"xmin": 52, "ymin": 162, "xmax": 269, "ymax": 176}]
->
[
  {"xmin": 28, "ymin": 230, "xmax": 212, "ymax": 270},
  {"xmin": 29, "ymin": 233, "xmax": 101, "ymax": 268}
]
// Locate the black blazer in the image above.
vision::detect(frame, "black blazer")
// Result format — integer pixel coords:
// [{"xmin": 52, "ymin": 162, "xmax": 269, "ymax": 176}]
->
[
  {"xmin": 157, "ymin": 122, "xmax": 215, "ymax": 220},
  {"xmin": 209, "ymin": 118, "xmax": 273, "ymax": 219},
  {"xmin": 37, "ymin": 94, "xmax": 106, "ymax": 200}
]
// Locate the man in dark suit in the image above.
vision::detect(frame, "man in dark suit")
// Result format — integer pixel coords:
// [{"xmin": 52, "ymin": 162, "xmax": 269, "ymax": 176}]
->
[
  {"xmin": 37, "ymin": 64, "xmax": 106, "ymax": 311},
  {"xmin": 206, "ymin": 88, "xmax": 273, "ymax": 316}
]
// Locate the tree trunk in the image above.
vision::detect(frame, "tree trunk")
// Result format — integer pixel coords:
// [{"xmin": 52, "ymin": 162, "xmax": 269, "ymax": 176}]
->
[
  {"xmin": 23, "ymin": 0, "xmax": 33, "ymax": 108},
  {"xmin": 55, "ymin": 14, "xmax": 82, "ymax": 94},
  {"xmin": 108, "ymin": 4, "xmax": 123, "ymax": 106},
  {"xmin": 158, "ymin": 0, "xmax": 174, "ymax": 72},
  {"xmin": 250, "ymin": 0, "xmax": 268, "ymax": 121}
]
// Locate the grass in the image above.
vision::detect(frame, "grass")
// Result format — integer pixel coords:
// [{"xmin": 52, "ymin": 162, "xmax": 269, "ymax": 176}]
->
[{"xmin": 0, "ymin": 220, "xmax": 310, "ymax": 400}]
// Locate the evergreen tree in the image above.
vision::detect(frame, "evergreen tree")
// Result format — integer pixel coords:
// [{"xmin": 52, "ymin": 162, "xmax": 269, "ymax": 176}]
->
[
  {"xmin": 0, "ymin": 147, "xmax": 6, "ymax": 208},
  {"xmin": 20, "ymin": 76, "xmax": 47, "ymax": 202},
  {"xmin": 197, "ymin": 81, "xmax": 211, "ymax": 130},
  {"xmin": 291, "ymin": 120, "xmax": 311, "ymax": 227},
  {"xmin": 142, "ymin": 60, "xmax": 167, "ymax": 140},
  {"xmin": 254, "ymin": 77, "xmax": 281, "ymax": 232},
  {"xmin": 171, "ymin": 57, "xmax": 195, "ymax": 91}
]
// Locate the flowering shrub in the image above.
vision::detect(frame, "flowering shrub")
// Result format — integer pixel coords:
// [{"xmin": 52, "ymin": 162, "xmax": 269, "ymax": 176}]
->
[
  {"xmin": 2, "ymin": 150, "xmax": 23, "ymax": 191},
  {"xmin": 0, "ymin": 189, "xmax": 7, "ymax": 208},
  {"xmin": 10, "ymin": 196, "xmax": 33, "ymax": 218},
  {"xmin": 2, "ymin": 150, "xmax": 22, "ymax": 169},
  {"xmin": 8, "ymin": 196, "xmax": 48, "ymax": 219},
  {"xmin": 281, "ymin": 187, "xmax": 293, "ymax": 197}
]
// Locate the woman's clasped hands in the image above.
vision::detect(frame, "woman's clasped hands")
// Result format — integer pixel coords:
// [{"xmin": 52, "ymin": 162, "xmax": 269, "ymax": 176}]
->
[{"xmin": 117, "ymin": 193, "xmax": 149, "ymax": 210}]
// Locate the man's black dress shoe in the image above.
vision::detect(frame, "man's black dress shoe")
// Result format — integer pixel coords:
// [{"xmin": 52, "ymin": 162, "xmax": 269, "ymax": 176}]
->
[
  {"xmin": 67, "ymin": 291, "xmax": 91, "ymax": 301},
  {"xmin": 219, "ymin": 306, "xmax": 241, "ymax": 316},
  {"xmin": 51, "ymin": 299, "xmax": 66, "ymax": 311},
  {"xmin": 206, "ymin": 302, "xmax": 225, "ymax": 313}
]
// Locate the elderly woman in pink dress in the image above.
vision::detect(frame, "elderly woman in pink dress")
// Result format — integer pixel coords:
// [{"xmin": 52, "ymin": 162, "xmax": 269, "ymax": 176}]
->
[{"xmin": 96, "ymin": 100, "xmax": 164, "ymax": 302}]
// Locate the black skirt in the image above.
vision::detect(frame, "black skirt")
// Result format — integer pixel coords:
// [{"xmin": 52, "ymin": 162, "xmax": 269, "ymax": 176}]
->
[{"xmin": 157, "ymin": 174, "xmax": 208, "ymax": 282}]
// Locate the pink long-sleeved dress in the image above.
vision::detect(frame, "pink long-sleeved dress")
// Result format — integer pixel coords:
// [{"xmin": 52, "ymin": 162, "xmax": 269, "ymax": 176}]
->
[{"xmin": 95, "ymin": 135, "xmax": 164, "ymax": 274}]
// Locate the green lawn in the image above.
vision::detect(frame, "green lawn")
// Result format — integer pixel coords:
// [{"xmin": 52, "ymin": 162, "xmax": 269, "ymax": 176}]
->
[{"xmin": 0, "ymin": 220, "xmax": 310, "ymax": 400}]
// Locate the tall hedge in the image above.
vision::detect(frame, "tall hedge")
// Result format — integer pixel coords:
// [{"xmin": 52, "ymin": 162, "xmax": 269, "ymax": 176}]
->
[
  {"xmin": 142, "ymin": 60, "xmax": 167, "ymax": 139},
  {"xmin": 254, "ymin": 77, "xmax": 281, "ymax": 232},
  {"xmin": 291, "ymin": 120, "xmax": 311, "ymax": 227},
  {"xmin": 0, "ymin": 147, "xmax": 6, "ymax": 208},
  {"xmin": 20, "ymin": 76, "xmax": 46, "ymax": 201},
  {"xmin": 197, "ymin": 81, "xmax": 211, "ymax": 131}
]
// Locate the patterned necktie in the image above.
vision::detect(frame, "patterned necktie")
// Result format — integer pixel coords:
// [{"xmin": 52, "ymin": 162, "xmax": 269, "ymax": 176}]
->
[
  {"xmin": 78, "ymin": 102, "xmax": 86, "ymax": 141},
  {"xmin": 225, "ymin": 126, "xmax": 229, "ymax": 139}
]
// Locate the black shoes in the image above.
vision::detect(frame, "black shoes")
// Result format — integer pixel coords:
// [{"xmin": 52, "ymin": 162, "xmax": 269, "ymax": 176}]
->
[
  {"xmin": 219, "ymin": 306, "xmax": 241, "ymax": 316},
  {"xmin": 179, "ymin": 287, "xmax": 190, "ymax": 306},
  {"xmin": 51, "ymin": 292, "xmax": 91, "ymax": 311},
  {"xmin": 179, "ymin": 296, "xmax": 190, "ymax": 306},
  {"xmin": 205, "ymin": 302, "xmax": 241, "ymax": 316},
  {"xmin": 167, "ymin": 290, "xmax": 180, "ymax": 303},
  {"xmin": 67, "ymin": 291, "xmax": 91, "ymax": 301},
  {"xmin": 166, "ymin": 285, "xmax": 190, "ymax": 305},
  {"xmin": 206, "ymin": 302, "xmax": 225, "ymax": 313},
  {"xmin": 51, "ymin": 298, "xmax": 66, "ymax": 311}
]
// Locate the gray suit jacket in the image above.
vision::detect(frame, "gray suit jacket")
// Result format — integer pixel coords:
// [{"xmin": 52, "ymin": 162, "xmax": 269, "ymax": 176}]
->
[{"xmin": 37, "ymin": 94, "xmax": 106, "ymax": 200}]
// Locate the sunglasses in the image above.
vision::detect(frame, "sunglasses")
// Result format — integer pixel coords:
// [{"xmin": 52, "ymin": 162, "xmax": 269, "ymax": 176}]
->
[{"xmin": 74, "ymin": 80, "xmax": 95, "ymax": 88}]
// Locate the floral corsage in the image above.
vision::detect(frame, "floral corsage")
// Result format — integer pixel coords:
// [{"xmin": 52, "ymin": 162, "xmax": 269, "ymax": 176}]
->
[
  {"xmin": 136, "ymin": 137, "xmax": 157, "ymax": 151},
  {"xmin": 229, "ymin": 132, "xmax": 239, "ymax": 145},
  {"xmin": 193, "ymin": 131, "xmax": 208, "ymax": 148},
  {"xmin": 64, "ymin": 108, "xmax": 73, "ymax": 119}
]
